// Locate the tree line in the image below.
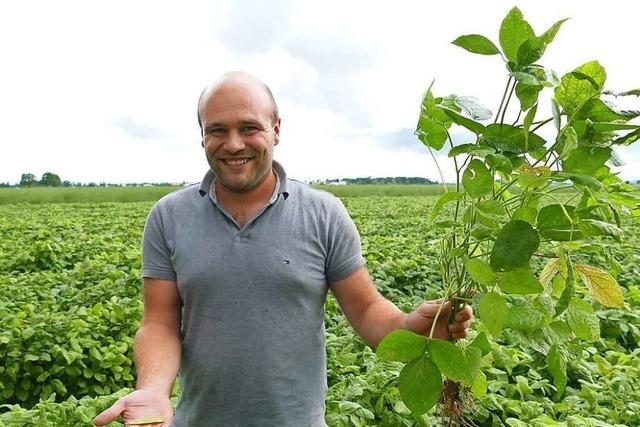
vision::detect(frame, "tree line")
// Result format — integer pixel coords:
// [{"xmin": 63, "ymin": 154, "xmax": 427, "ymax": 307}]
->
[{"xmin": 0, "ymin": 173, "xmax": 181, "ymax": 188}]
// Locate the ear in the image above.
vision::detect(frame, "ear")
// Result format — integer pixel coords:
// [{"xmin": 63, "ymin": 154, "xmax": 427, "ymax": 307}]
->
[{"xmin": 273, "ymin": 117, "xmax": 281, "ymax": 146}]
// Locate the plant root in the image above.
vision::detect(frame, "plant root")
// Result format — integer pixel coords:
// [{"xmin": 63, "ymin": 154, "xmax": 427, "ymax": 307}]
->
[{"xmin": 439, "ymin": 379, "xmax": 477, "ymax": 427}]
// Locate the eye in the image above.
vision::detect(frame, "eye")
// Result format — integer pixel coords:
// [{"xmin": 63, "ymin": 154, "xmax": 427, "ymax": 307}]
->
[
  {"xmin": 241, "ymin": 125, "xmax": 258, "ymax": 133},
  {"xmin": 207, "ymin": 128, "xmax": 225, "ymax": 135}
]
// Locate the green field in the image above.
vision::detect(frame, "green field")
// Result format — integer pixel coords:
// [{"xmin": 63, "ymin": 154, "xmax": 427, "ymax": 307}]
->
[
  {"xmin": 0, "ymin": 198, "xmax": 639, "ymax": 426},
  {"xmin": 0, "ymin": 186, "xmax": 182, "ymax": 204},
  {"xmin": 0, "ymin": 184, "xmax": 447, "ymax": 204}
]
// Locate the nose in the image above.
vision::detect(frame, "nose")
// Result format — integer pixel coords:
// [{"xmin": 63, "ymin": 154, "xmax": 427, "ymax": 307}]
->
[{"xmin": 223, "ymin": 130, "xmax": 245, "ymax": 153}]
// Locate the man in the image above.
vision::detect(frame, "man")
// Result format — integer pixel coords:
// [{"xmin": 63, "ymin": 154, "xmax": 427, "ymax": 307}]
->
[{"xmin": 94, "ymin": 72, "xmax": 473, "ymax": 427}]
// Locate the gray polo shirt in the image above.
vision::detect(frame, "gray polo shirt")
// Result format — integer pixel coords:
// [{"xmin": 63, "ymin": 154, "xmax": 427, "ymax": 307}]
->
[{"xmin": 142, "ymin": 161, "xmax": 365, "ymax": 427}]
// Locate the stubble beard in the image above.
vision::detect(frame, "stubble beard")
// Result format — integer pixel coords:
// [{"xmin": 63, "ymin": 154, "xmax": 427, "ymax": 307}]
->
[{"xmin": 207, "ymin": 149, "xmax": 273, "ymax": 194}]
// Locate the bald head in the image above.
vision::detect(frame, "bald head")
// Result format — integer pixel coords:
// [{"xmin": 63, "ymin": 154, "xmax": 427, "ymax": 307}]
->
[{"xmin": 197, "ymin": 71, "xmax": 279, "ymax": 136}]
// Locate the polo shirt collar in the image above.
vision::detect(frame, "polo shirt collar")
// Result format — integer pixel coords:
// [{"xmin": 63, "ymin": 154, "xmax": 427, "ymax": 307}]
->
[{"xmin": 198, "ymin": 160, "xmax": 290, "ymax": 201}]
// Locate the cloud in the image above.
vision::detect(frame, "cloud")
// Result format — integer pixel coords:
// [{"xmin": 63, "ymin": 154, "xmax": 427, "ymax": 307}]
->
[
  {"xmin": 110, "ymin": 117, "xmax": 171, "ymax": 140},
  {"xmin": 216, "ymin": 0, "xmax": 292, "ymax": 54}
]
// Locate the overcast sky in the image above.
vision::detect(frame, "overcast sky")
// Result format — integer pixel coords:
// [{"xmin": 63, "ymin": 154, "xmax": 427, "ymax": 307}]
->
[{"xmin": 1, "ymin": 0, "xmax": 638, "ymax": 184}]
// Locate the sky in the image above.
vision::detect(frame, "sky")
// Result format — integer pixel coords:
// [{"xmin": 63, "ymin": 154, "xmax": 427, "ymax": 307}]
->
[{"xmin": 1, "ymin": 0, "xmax": 639, "ymax": 185}]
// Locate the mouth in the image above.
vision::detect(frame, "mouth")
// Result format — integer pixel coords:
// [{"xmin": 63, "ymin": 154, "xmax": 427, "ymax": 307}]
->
[{"xmin": 220, "ymin": 157, "xmax": 251, "ymax": 167}]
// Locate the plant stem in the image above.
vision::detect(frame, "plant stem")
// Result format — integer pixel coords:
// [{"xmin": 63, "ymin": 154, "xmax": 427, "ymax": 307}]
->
[
  {"xmin": 495, "ymin": 77, "xmax": 513, "ymax": 124},
  {"xmin": 531, "ymin": 118, "xmax": 553, "ymax": 133},
  {"xmin": 500, "ymin": 80, "xmax": 516, "ymax": 125},
  {"xmin": 427, "ymin": 145, "xmax": 448, "ymax": 193},
  {"xmin": 512, "ymin": 109, "xmax": 522, "ymax": 126}
]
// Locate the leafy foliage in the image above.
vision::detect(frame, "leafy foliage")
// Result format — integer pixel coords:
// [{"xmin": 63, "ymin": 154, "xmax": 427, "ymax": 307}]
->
[{"xmin": 382, "ymin": 5, "xmax": 639, "ymax": 424}]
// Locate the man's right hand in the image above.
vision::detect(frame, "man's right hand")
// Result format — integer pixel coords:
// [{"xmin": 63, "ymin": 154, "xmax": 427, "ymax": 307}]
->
[{"xmin": 93, "ymin": 389, "xmax": 173, "ymax": 427}]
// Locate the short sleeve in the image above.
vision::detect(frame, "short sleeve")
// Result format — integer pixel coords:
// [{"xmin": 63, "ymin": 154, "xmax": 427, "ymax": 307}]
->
[
  {"xmin": 325, "ymin": 198, "xmax": 366, "ymax": 283},
  {"xmin": 142, "ymin": 203, "xmax": 177, "ymax": 281}
]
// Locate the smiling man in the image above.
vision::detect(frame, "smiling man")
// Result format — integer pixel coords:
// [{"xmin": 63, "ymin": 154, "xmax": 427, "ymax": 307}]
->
[{"xmin": 93, "ymin": 71, "xmax": 473, "ymax": 427}]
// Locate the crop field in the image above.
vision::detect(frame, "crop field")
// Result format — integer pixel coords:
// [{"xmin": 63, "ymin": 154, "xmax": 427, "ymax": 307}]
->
[
  {"xmin": 0, "ymin": 184, "xmax": 447, "ymax": 205},
  {"xmin": 0, "ymin": 197, "xmax": 639, "ymax": 426}
]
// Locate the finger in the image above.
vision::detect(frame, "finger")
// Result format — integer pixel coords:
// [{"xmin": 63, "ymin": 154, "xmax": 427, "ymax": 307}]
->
[
  {"xmin": 449, "ymin": 317, "xmax": 472, "ymax": 331},
  {"xmin": 454, "ymin": 305, "xmax": 474, "ymax": 321},
  {"xmin": 94, "ymin": 398, "xmax": 126, "ymax": 426},
  {"xmin": 451, "ymin": 330, "xmax": 468, "ymax": 339},
  {"xmin": 417, "ymin": 300, "xmax": 451, "ymax": 317}
]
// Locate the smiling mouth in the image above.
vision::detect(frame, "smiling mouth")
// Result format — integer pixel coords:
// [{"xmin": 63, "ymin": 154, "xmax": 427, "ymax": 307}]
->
[{"xmin": 221, "ymin": 158, "xmax": 251, "ymax": 166}]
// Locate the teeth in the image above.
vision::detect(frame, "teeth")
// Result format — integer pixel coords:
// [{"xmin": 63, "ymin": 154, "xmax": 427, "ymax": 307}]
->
[{"xmin": 225, "ymin": 158, "xmax": 249, "ymax": 166}]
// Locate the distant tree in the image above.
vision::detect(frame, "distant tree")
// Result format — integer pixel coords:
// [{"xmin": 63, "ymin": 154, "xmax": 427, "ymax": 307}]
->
[
  {"xmin": 62, "ymin": 180, "xmax": 72, "ymax": 187},
  {"xmin": 40, "ymin": 172, "xmax": 62, "ymax": 187},
  {"xmin": 20, "ymin": 173, "xmax": 38, "ymax": 187}
]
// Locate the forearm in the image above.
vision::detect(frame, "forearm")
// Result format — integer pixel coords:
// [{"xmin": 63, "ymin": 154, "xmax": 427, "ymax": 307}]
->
[
  {"xmin": 352, "ymin": 296, "xmax": 408, "ymax": 347},
  {"xmin": 134, "ymin": 322, "xmax": 181, "ymax": 396}
]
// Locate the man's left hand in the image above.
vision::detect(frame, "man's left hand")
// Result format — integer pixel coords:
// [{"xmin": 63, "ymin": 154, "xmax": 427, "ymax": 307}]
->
[{"xmin": 403, "ymin": 300, "xmax": 473, "ymax": 340}]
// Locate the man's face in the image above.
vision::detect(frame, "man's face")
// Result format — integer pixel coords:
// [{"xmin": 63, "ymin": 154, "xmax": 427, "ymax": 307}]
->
[{"xmin": 200, "ymin": 82, "xmax": 280, "ymax": 193}]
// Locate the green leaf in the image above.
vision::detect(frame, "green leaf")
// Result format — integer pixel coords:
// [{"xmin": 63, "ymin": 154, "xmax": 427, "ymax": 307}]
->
[
  {"xmin": 539, "ymin": 255, "xmax": 567, "ymax": 288},
  {"xmin": 415, "ymin": 82, "xmax": 451, "ymax": 150},
  {"xmin": 431, "ymin": 191, "xmax": 462, "ymax": 220},
  {"xmin": 490, "ymin": 220, "xmax": 540, "ymax": 271},
  {"xmin": 464, "ymin": 258, "xmax": 497, "ymax": 286},
  {"xmin": 439, "ymin": 107, "xmax": 486, "ymax": 135},
  {"xmin": 555, "ymin": 258, "xmax": 575, "ymax": 316},
  {"xmin": 577, "ymin": 121, "xmax": 640, "ymax": 133},
  {"xmin": 478, "ymin": 292, "xmax": 508, "ymax": 337},
  {"xmin": 555, "ymin": 61, "xmax": 606, "ymax": 114},
  {"xmin": 512, "ymin": 206, "xmax": 537, "ymax": 225},
  {"xmin": 452, "ymin": 34, "xmax": 501, "ymax": 55},
  {"xmin": 523, "ymin": 103, "xmax": 538, "ymax": 149},
  {"xmin": 475, "ymin": 200, "xmax": 506, "ymax": 220},
  {"xmin": 546, "ymin": 344, "xmax": 567, "ymax": 399},
  {"xmin": 462, "ymin": 159, "xmax": 493, "ymax": 198},
  {"xmin": 485, "ymin": 153, "xmax": 513, "ymax": 174},
  {"xmin": 399, "ymin": 356, "xmax": 443, "ymax": 415},
  {"xmin": 575, "ymin": 98, "xmax": 630, "ymax": 122},
  {"xmin": 551, "ymin": 172, "xmax": 602, "ymax": 190},
  {"xmin": 578, "ymin": 219, "xmax": 623, "ymax": 242},
  {"xmin": 537, "ymin": 204, "xmax": 582, "ymax": 241},
  {"xmin": 499, "ymin": 7, "xmax": 535, "ymax": 63},
  {"xmin": 516, "ymin": 164, "xmax": 550, "ymax": 189},
  {"xmin": 566, "ymin": 298, "xmax": 600, "ymax": 340},
  {"xmin": 471, "ymin": 223, "xmax": 496, "ymax": 240},
  {"xmin": 483, "ymin": 123, "xmax": 545, "ymax": 154},
  {"xmin": 471, "ymin": 370, "xmax": 487, "ymax": 398},
  {"xmin": 464, "ymin": 347, "xmax": 483, "ymax": 384},
  {"xmin": 515, "ymin": 82, "xmax": 542, "ymax": 111},
  {"xmin": 552, "ymin": 98, "xmax": 562, "ymax": 129},
  {"xmin": 376, "ymin": 329, "xmax": 427, "ymax": 362},
  {"xmin": 468, "ymin": 331, "xmax": 492, "ymax": 356},
  {"xmin": 516, "ymin": 36, "xmax": 546, "ymax": 66},
  {"xmin": 540, "ymin": 18, "xmax": 569, "ymax": 45},
  {"xmin": 416, "ymin": 116, "xmax": 448, "ymax": 150},
  {"xmin": 448, "ymin": 143, "xmax": 495, "ymax": 158},
  {"xmin": 512, "ymin": 71, "xmax": 540, "ymax": 86},
  {"xmin": 505, "ymin": 304, "xmax": 545, "ymax": 331},
  {"xmin": 573, "ymin": 264, "xmax": 624, "ymax": 307},
  {"xmin": 562, "ymin": 146, "xmax": 611, "ymax": 176},
  {"xmin": 428, "ymin": 339, "xmax": 477, "ymax": 385},
  {"xmin": 614, "ymin": 128, "xmax": 640, "ymax": 146},
  {"xmin": 559, "ymin": 126, "xmax": 579, "ymax": 162},
  {"xmin": 454, "ymin": 96, "xmax": 493, "ymax": 120},
  {"xmin": 498, "ymin": 267, "xmax": 544, "ymax": 294},
  {"xmin": 516, "ymin": 18, "xmax": 568, "ymax": 66}
]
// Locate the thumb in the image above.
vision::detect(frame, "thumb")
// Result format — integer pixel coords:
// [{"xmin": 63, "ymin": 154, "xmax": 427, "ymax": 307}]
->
[
  {"xmin": 93, "ymin": 398, "xmax": 126, "ymax": 426},
  {"xmin": 416, "ymin": 300, "xmax": 451, "ymax": 318}
]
